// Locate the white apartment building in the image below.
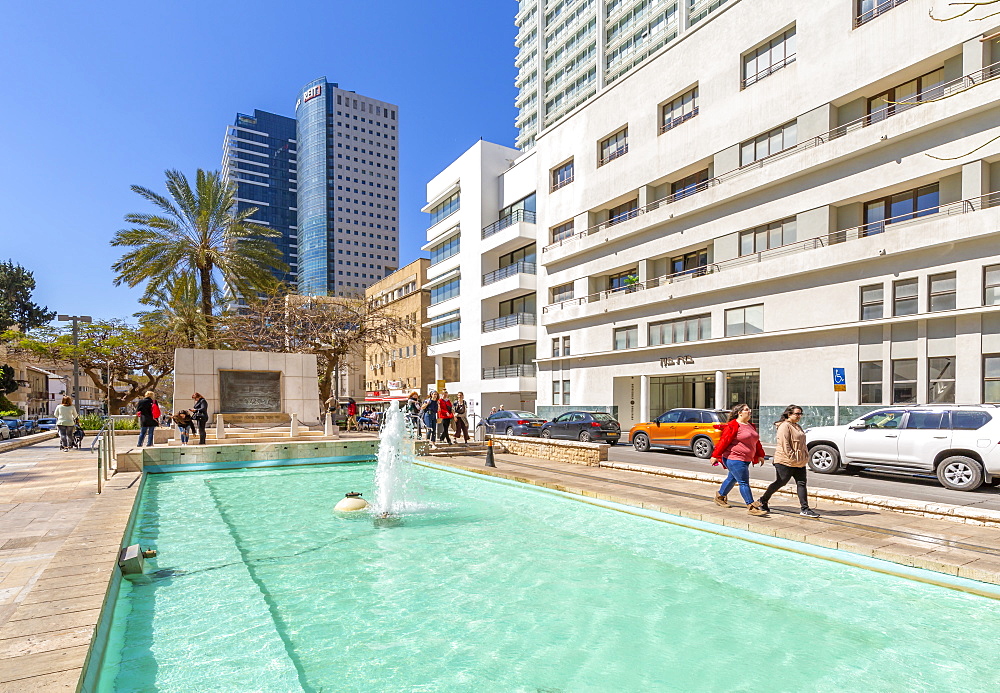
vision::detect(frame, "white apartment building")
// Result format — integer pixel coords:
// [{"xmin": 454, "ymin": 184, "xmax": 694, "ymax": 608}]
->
[{"xmin": 428, "ymin": 0, "xmax": 1000, "ymax": 440}]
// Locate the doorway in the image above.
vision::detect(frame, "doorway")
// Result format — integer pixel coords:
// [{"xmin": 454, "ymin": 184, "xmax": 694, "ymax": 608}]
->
[
  {"xmin": 725, "ymin": 370, "xmax": 760, "ymax": 423},
  {"xmin": 650, "ymin": 373, "xmax": 717, "ymax": 418}
]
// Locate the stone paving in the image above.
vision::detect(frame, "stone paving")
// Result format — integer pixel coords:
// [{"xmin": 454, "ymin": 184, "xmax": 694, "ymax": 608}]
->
[{"xmin": 0, "ymin": 439, "xmax": 139, "ymax": 691}]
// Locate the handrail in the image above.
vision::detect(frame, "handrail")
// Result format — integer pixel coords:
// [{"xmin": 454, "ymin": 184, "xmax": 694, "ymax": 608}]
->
[
  {"xmin": 551, "ymin": 174, "xmax": 574, "ymax": 192},
  {"xmin": 741, "ymin": 54, "xmax": 796, "ymax": 90},
  {"xmin": 854, "ymin": 0, "xmax": 907, "ymax": 28},
  {"xmin": 483, "ymin": 261, "xmax": 537, "ymax": 286},
  {"xmin": 541, "ymin": 190, "xmax": 1000, "ymax": 313},
  {"xmin": 598, "ymin": 143, "xmax": 628, "ymax": 167},
  {"xmin": 483, "ymin": 312, "xmax": 537, "ymax": 332},
  {"xmin": 542, "ymin": 60, "xmax": 1000, "ymax": 254},
  {"xmin": 659, "ymin": 107, "xmax": 699, "ymax": 134},
  {"xmin": 482, "ymin": 209, "xmax": 537, "ymax": 238},
  {"xmin": 483, "ymin": 364, "xmax": 536, "ymax": 379},
  {"xmin": 93, "ymin": 416, "xmax": 118, "ymax": 494}
]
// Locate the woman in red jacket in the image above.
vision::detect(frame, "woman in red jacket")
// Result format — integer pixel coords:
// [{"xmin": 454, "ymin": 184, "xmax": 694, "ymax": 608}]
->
[
  {"xmin": 437, "ymin": 393, "xmax": 454, "ymax": 444},
  {"xmin": 711, "ymin": 403, "xmax": 768, "ymax": 516}
]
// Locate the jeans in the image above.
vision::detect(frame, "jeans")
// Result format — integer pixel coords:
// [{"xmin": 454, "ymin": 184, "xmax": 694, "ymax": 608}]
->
[
  {"xmin": 718, "ymin": 458, "xmax": 755, "ymax": 504},
  {"xmin": 760, "ymin": 464, "xmax": 810, "ymax": 510},
  {"xmin": 422, "ymin": 414, "xmax": 437, "ymax": 442},
  {"xmin": 178, "ymin": 425, "xmax": 190, "ymax": 444},
  {"xmin": 57, "ymin": 424, "xmax": 74, "ymax": 449},
  {"xmin": 138, "ymin": 426, "xmax": 155, "ymax": 447}
]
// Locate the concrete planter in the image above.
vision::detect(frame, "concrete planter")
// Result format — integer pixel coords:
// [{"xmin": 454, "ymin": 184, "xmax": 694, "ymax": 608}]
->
[{"xmin": 489, "ymin": 435, "xmax": 610, "ymax": 466}]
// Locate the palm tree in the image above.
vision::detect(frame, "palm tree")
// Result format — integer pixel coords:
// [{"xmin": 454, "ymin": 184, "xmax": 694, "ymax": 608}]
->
[
  {"xmin": 111, "ymin": 169, "xmax": 287, "ymax": 347},
  {"xmin": 133, "ymin": 273, "xmax": 212, "ymax": 348}
]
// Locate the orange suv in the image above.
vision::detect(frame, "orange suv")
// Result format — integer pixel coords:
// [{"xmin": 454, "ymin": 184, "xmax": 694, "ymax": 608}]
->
[{"xmin": 629, "ymin": 408, "xmax": 730, "ymax": 458}]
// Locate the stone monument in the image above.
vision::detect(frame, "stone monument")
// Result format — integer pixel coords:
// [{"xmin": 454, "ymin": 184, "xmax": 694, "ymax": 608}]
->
[{"xmin": 172, "ymin": 349, "xmax": 321, "ymax": 424}]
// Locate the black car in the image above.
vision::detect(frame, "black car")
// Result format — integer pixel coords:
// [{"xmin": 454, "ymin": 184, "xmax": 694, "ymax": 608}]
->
[
  {"xmin": 541, "ymin": 411, "xmax": 621, "ymax": 443},
  {"xmin": 21, "ymin": 419, "xmax": 38, "ymax": 435},
  {"xmin": 1, "ymin": 418, "xmax": 22, "ymax": 438},
  {"xmin": 479, "ymin": 410, "xmax": 546, "ymax": 436}
]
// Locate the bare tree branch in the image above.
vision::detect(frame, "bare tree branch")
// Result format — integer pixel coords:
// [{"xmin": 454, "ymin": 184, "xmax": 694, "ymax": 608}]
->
[{"xmin": 930, "ymin": 0, "xmax": 1000, "ymax": 22}]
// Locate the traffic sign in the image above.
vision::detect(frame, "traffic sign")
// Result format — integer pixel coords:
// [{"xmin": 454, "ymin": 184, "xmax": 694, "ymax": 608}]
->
[{"xmin": 833, "ymin": 367, "xmax": 846, "ymax": 392}]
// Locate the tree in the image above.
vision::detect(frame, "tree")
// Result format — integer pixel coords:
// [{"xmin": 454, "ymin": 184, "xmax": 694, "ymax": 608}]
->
[
  {"xmin": 0, "ymin": 260, "xmax": 55, "ymax": 333},
  {"xmin": 224, "ymin": 292, "xmax": 415, "ymax": 402},
  {"xmin": 0, "ymin": 364, "xmax": 16, "ymax": 395},
  {"xmin": 4, "ymin": 320, "xmax": 176, "ymax": 413},
  {"xmin": 931, "ymin": 1, "xmax": 1000, "ymax": 21},
  {"xmin": 110, "ymin": 169, "xmax": 287, "ymax": 348},
  {"xmin": 133, "ymin": 273, "xmax": 211, "ymax": 349}
]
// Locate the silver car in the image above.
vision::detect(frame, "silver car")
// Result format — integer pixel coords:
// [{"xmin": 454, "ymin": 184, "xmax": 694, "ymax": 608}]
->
[{"xmin": 805, "ymin": 405, "xmax": 1000, "ymax": 491}]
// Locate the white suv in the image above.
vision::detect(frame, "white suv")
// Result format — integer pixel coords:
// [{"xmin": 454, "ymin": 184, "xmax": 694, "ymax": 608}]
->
[{"xmin": 805, "ymin": 405, "xmax": 1000, "ymax": 491}]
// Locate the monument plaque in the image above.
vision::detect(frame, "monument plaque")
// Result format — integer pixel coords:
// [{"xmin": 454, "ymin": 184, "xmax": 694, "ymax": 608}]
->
[{"xmin": 219, "ymin": 370, "xmax": 282, "ymax": 413}]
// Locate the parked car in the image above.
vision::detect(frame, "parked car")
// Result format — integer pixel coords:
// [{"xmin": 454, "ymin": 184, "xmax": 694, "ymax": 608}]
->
[
  {"xmin": 35, "ymin": 417, "xmax": 57, "ymax": 431},
  {"xmin": 541, "ymin": 411, "xmax": 621, "ymax": 443},
  {"xmin": 629, "ymin": 408, "xmax": 731, "ymax": 458},
  {"xmin": 1, "ymin": 418, "xmax": 22, "ymax": 438},
  {"xmin": 478, "ymin": 410, "xmax": 546, "ymax": 437},
  {"xmin": 20, "ymin": 419, "xmax": 37, "ymax": 435},
  {"xmin": 0, "ymin": 420, "xmax": 10, "ymax": 440},
  {"xmin": 805, "ymin": 405, "xmax": 1000, "ymax": 491}
]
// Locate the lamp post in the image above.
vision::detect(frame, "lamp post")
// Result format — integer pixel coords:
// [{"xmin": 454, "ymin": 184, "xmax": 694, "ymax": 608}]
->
[{"xmin": 57, "ymin": 315, "xmax": 92, "ymax": 412}]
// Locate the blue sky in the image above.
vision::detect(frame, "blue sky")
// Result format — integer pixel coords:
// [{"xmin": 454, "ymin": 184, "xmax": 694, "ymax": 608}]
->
[{"xmin": 0, "ymin": 1, "xmax": 518, "ymax": 320}]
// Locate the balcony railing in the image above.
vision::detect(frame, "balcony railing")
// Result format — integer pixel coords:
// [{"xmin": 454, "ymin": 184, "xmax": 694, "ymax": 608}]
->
[
  {"xmin": 542, "ymin": 61, "xmax": 1000, "ymax": 254},
  {"xmin": 483, "ymin": 312, "xmax": 537, "ymax": 332},
  {"xmin": 855, "ymin": 0, "xmax": 907, "ymax": 28},
  {"xmin": 483, "ymin": 364, "xmax": 536, "ymax": 379},
  {"xmin": 551, "ymin": 174, "xmax": 574, "ymax": 192},
  {"xmin": 659, "ymin": 107, "xmax": 699, "ymax": 134},
  {"xmin": 741, "ymin": 54, "xmax": 796, "ymax": 90},
  {"xmin": 483, "ymin": 261, "xmax": 537, "ymax": 286},
  {"xmin": 482, "ymin": 209, "xmax": 537, "ymax": 239},
  {"xmin": 541, "ymin": 190, "xmax": 1000, "ymax": 313},
  {"xmin": 598, "ymin": 143, "xmax": 628, "ymax": 167}
]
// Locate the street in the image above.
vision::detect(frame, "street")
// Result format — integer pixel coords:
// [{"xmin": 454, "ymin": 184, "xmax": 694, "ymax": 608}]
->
[{"xmin": 606, "ymin": 444, "xmax": 1000, "ymax": 513}]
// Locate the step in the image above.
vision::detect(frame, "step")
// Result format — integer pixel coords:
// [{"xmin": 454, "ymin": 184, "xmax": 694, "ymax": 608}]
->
[{"xmin": 169, "ymin": 435, "xmax": 336, "ymax": 445}]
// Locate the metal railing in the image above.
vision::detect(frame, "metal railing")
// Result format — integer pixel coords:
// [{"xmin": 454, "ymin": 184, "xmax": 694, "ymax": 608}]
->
[
  {"xmin": 854, "ymin": 0, "xmax": 908, "ymax": 28},
  {"xmin": 483, "ymin": 364, "xmax": 536, "ymax": 379},
  {"xmin": 551, "ymin": 174, "xmax": 574, "ymax": 192},
  {"xmin": 741, "ymin": 54, "xmax": 796, "ymax": 89},
  {"xmin": 482, "ymin": 209, "xmax": 537, "ymax": 239},
  {"xmin": 483, "ymin": 312, "xmax": 537, "ymax": 332},
  {"xmin": 483, "ymin": 261, "xmax": 537, "ymax": 286},
  {"xmin": 541, "ymin": 190, "xmax": 1000, "ymax": 314},
  {"xmin": 542, "ymin": 61, "xmax": 1000, "ymax": 254},
  {"xmin": 598, "ymin": 143, "xmax": 628, "ymax": 167},
  {"xmin": 659, "ymin": 107, "xmax": 699, "ymax": 134},
  {"xmin": 93, "ymin": 417, "xmax": 118, "ymax": 493}
]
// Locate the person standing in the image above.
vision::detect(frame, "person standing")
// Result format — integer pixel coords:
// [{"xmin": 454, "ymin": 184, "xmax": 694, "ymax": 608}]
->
[
  {"xmin": 345, "ymin": 397, "xmax": 359, "ymax": 432},
  {"xmin": 135, "ymin": 391, "xmax": 158, "ymax": 448},
  {"xmin": 421, "ymin": 392, "xmax": 439, "ymax": 443},
  {"xmin": 759, "ymin": 406, "xmax": 820, "ymax": 517},
  {"xmin": 453, "ymin": 392, "xmax": 470, "ymax": 443},
  {"xmin": 191, "ymin": 392, "xmax": 208, "ymax": 445},
  {"xmin": 438, "ymin": 393, "xmax": 454, "ymax": 444},
  {"xmin": 405, "ymin": 391, "xmax": 422, "ymax": 437},
  {"xmin": 54, "ymin": 396, "xmax": 78, "ymax": 452},
  {"xmin": 711, "ymin": 403, "xmax": 768, "ymax": 516}
]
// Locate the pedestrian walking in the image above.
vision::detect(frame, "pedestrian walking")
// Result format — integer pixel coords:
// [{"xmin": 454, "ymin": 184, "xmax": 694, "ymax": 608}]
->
[
  {"xmin": 453, "ymin": 392, "xmax": 470, "ymax": 443},
  {"xmin": 405, "ymin": 391, "xmax": 422, "ymax": 437},
  {"xmin": 711, "ymin": 403, "xmax": 768, "ymax": 516},
  {"xmin": 135, "ymin": 391, "xmax": 158, "ymax": 448},
  {"xmin": 438, "ymin": 393, "xmax": 454, "ymax": 444},
  {"xmin": 173, "ymin": 410, "xmax": 193, "ymax": 445},
  {"xmin": 54, "ymin": 396, "xmax": 78, "ymax": 452},
  {"xmin": 190, "ymin": 392, "xmax": 208, "ymax": 445},
  {"xmin": 345, "ymin": 398, "xmax": 359, "ymax": 432},
  {"xmin": 758, "ymin": 405, "xmax": 820, "ymax": 517},
  {"xmin": 421, "ymin": 392, "xmax": 439, "ymax": 443}
]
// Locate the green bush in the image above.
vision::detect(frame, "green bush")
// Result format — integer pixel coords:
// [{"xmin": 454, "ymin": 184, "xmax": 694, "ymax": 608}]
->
[{"xmin": 78, "ymin": 415, "xmax": 140, "ymax": 431}]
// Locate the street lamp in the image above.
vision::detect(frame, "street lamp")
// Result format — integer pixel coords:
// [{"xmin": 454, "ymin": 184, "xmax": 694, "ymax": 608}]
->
[{"xmin": 58, "ymin": 315, "xmax": 92, "ymax": 412}]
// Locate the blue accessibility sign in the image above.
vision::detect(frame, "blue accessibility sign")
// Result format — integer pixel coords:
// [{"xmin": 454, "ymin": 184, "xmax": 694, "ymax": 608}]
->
[{"xmin": 833, "ymin": 367, "xmax": 846, "ymax": 391}]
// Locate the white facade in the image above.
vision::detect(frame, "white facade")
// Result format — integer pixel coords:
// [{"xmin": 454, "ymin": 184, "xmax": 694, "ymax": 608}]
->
[{"xmin": 430, "ymin": 0, "xmax": 1000, "ymax": 440}]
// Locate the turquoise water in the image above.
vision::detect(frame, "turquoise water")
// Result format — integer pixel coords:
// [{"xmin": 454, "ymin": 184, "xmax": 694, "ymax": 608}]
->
[{"xmin": 98, "ymin": 462, "xmax": 1000, "ymax": 692}]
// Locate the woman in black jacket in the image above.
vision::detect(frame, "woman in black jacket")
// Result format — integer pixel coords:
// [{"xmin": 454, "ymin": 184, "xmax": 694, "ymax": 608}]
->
[
  {"xmin": 135, "ymin": 391, "xmax": 158, "ymax": 447},
  {"xmin": 190, "ymin": 392, "xmax": 208, "ymax": 445}
]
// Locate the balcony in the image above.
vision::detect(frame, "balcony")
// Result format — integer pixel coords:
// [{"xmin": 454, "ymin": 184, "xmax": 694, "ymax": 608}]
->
[
  {"xmin": 481, "ymin": 210, "xmax": 537, "ymax": 255},
  {"xmin": 483, "ymin": 312, "xmax": 536, "ymax": 332},
  {"xmin": 483, "ymin": 364, "xmax": 535, "ymax": 379},
  {"xmin": 855, "ymin": 0, "xmax": 907, "ymax": 28},
  {"xmin": 483, "ymin": 261, "xmax": 537, "ymax": 286},
  {"xmin": 482, "ymin": 313, "xmax": 537, "ymax": 347},
  {"xmin": 482, "ymin": 209, "xmax": 536, "ymax": 239}
]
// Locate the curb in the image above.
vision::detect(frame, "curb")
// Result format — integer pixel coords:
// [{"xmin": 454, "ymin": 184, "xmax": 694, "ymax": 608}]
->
[
  {"xmin": 0, "ymin": 431, "xmax": 59, "ymax": 454},
  {"xmin": 602, "ymin": 461, "xmax": 1000, "ymax": 528}
]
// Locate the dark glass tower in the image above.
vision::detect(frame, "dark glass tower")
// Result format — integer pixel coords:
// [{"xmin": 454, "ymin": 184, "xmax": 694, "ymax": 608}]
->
[
  {"xmin": 295, "ymin": 77, "xmax": 399, "ymax": 296},
  {"xmin": 222, "ymin": 109, "xmax": 298, "ymax": 287}
]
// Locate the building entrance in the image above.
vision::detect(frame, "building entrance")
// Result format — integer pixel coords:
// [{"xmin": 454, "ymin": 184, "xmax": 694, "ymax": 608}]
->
[
  {"xmin": 650, "ymin": 373, "xmax": 716, "ymax": 418},
  {"xmin": 725, "ymin": 370, "xmax": 761, "ymax": 422}
]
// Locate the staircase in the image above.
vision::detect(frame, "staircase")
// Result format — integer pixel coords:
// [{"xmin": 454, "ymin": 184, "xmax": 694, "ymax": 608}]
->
[
  {"xmin": 425, "ymin": 441, "xmax": 492, "ymax": 457},
  {"xmin": 168, "ymin": 426, "xmax": 334, "ymax": 445}
]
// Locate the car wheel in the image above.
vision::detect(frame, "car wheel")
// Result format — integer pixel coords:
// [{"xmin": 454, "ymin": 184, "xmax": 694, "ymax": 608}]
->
[
  {"xmin": 936, "ymin": 456, "xmax": 984, "ymax": 491},
  {"xmin": 633, "ymin": 433, "xmax": 650, "ymax": 452},
  {"xmin": 692, "ymin": 436, "xmax": 713, "ymax": 459},
  {"xmin": 808, "ymin": 445, "xmax": 841, "ymax": 474},
  {"xmin": 505, "ymin": 427, "xmax": 515, "ymax": 436},
  {"xmin": 578, "ymin": 430, "xmax": 592, "ymax": 443},
  {"xmin": 541, "ymin": 429, "xmax": 551, "ymax": 438}
]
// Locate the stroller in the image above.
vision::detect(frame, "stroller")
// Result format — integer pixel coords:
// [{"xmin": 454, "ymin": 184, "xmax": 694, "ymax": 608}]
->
[{"xmin": 72, "ymin": 424, "xmax": 85, "ymax": 449}]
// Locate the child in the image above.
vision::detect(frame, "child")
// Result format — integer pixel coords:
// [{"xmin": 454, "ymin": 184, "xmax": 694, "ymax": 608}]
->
[{"xmin": 173, "ymin": 410, "xmax": 193, "ymax": 445}]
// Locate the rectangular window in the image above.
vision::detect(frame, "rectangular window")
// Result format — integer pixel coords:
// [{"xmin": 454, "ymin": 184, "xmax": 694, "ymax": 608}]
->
[
  {"xmin": 599, "ymin": 128, "xmax": 628, "ymax": 166},
  {"xmin": 742, "ymin": 27, "xmax": 796, "ymax": 88},
  {"xmin": 499, "ymin": 244, "xmax": 536, "ymax": 269},
  {"xmin": 551, "ymin": 282, "xmax": 574, "ymax": 303},
  {"xmin": 498, "ymin": 293, "xmax": 536, "ymax": 317},
  {"xmin": 608, "ymin": 269, "xmax": 637, "ymax": 291},
  {"xmin": 892, "ymin": 358, "xmax": 917, "ymax": 404},
  {"xmin": 928, "ymin": 272, "xmax": 956, "ymax": 312},
  {"xmin": 738, "ymin": 218, "xmax": 797, "ymax": 255},
  {"xmin": 860, "ymin": 361, "xmax": 883, "ymax": 404},
  {"xmin": 893, "ymin": 278, "xmax": 918, "ymax": 316},
  {"xmin": 428, "ymin": 192, "xmax": 460, "ymax": 226},
  {"xmin": 499, "ymin": 343, "xmax": 536, "ymax": 366},
  {"xmin": 562, "ymin": 379, "xmax": 570, "ymax": 404},
  {"xmin": 551, "ymin": 220, "xmax": 575, "ymax": 243},
  {"xmin": 671, "ymin": 169, "xmax": 709, "ymax": 199},
  {"xmin": 649, "ymin": 314, "xmax": 711, "ymax": 345},
  {"xmin": 928, "ymin": 356, "xmax": 955, "ymax": 403},
  {"xmin": 551, "ymin": 160, "xmax": 575, "ymax": 191},
  {"xmin": 428, "ymin": 234, "xmax": 460, "ymax": 265},
  {"xmin": 740, "ymin": 121, "xmax": 797, "ymax": 166},
  {"xmin": 614, "ymin": 325, "xmax": 639, "ymax": 350},
  {"xmin": 552, "ymin": 338, "xmax": 561, "ymax": 358},
  {"xmin": 860, "ymin": 284, "xmax": 884, "ymax": 320},
  {"xmin": 660, "ymin": 87, "xmax": 699, "ymax": 133},
  {"xmin": 430, "ymin": 319, "xmax": 460, "ymax": 345},
  {"xmin": 670, "ymin": 249, "xmax": 709, "ymax": 276},
  {"xmin": 985, "ymin": 355, "xmax": 1000, "ymax": 403},
  {"xmin": 867, "ymin": 68, "xmax": 944, "ymax": 123},
  {"xmin": 862, "ymin": 184, "xmax": 939, "ymax": 236},
  {"xmin": 985, "ymin": 265, "xmax": 1000, "ymax": 305},
  {"xmin": 552, "ymin": 379, "xmax": 562, "ymax": 402},
  {"xmin": 499, "ymin": 193, "xmax": 537, "ymax": 221},
  {"xmin": 562, "ymin": 336, "xmax": 570, "ymax": 356},
  {"xmin": 856, "ymin": 0, "xmax": 910, "ymax": 27},
  {"xmin": 725, "ymin": 304, "xmax": 764, "ymax": 337},
  {"xmin": 608, "ymin": 199, "xmax": 639, "ymax": 225},
  {"xmin": 429, "ymin": 278, "xmax": 460, "ymax": 305}
]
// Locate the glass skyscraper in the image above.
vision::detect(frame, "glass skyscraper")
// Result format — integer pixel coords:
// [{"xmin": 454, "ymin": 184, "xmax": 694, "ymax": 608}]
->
[
  {"xmin": 296, "ymin": 77, "xmax": 400, "ymax": 296},
  {"xmin": 221, "ymin": 109, "xmax": 298, "ymax": 287}
]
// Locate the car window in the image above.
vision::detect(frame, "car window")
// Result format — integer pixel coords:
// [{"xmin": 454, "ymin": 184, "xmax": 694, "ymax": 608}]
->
[
  {"xmin": 511, "ymin": 411, "xmax": 536, "ymax": 418},
  {"xmin": 489, "ymin": 413, "xmax": 506, "ymax": 421},
  {"xmin": 904, "ymin": 411, "xmax": 947, "ymax": 430},
  {"xmin": 591, "ymin": 413, "xmax": 615, "ymax": 422},
  {"xmin": 553, "ymin": 413, "xmax": 568, "ymax": 423},
  {"xmin": 951, "ymin": 411, "xmax": 991, "ymax": 430},
  {"xmin": 571, "ymin": 413, "xmax": 585, "ymax": 422},
  {"xmin": 862, "ymin": 410, "xmax": 905, "ymax": 429},
  {"xmin": 659, "ymin": 411, "xmax": 682, "ymax": 424},
  {"xmin": 679, "ymin": 410, "xmax": 701, "ymax": 423}
]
